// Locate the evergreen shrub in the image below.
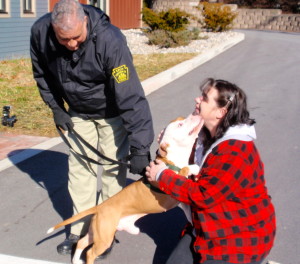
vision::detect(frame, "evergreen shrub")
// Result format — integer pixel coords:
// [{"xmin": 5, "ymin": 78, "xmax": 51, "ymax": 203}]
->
[
  {"xmin": 199, "ymin": 2, "xmax": 237, "ymax": 32},
  {"xmin": 142, "ymin": 8, "xmax": 200, "ymax": 48},
  {"xmin": 146, "ymin": 28, "xmax": 200, "ymax": 48},
  {"xmin": 142, "ymin": 7, "xmax": 191, "ymax": 32}
]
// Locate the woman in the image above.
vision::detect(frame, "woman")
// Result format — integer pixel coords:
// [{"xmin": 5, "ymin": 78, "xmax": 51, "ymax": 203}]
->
[{"xmin": 145, "ymin": 78, "xmax": 276, "ymax": 264}]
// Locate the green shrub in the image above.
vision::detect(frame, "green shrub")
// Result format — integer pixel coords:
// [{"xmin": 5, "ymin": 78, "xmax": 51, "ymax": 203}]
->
[
  {"xmin": 159, "ymin": 8, "xmax": 191, "ymax": 32},
  {"xmin": 145, "ymin": 30, "xmax": 173, "ymax": 48},
  {"xmin": 142, "ymin": 8, "xmax": 199, "ymax": 48},
  {"xmin": 145, "ymin": 28, "xmax": 200, "ymax": 48},
  {"xmin": 142, "ymin": 7, "xmax": 191, "ymax": 32},
  {"xmin": 142, "ymin": 7, "xmax": 163, "ymax": 31},
  {"xmin": 170, "ymin": 28, "xmax": 200, "ymax": 46},
  {"xmin": 199, "ymin": 2, "xmax": 237, "ymax": 32}
]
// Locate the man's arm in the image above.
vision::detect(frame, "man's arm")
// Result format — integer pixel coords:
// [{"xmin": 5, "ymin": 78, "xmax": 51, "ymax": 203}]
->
[
  {"xmin": 30, "ymin": 24, "xmax": 73, "ymax": 130},
  {"xmin": 102, "ymin": 27, "xmax": 154, "ymax": 173}
]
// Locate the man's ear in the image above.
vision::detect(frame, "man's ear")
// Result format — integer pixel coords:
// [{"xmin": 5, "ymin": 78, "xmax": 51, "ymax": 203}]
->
[{"xmin": 83, "ymin": 15, "xmax": 88, "ymax": 25}]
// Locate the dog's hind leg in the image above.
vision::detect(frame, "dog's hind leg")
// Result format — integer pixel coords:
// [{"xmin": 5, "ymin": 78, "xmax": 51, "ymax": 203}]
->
[
  {"xmin": 85, "ymin": 212, "xmax": 117, "ymax": 264},
  {"xmin": 72, "ymin": 249, "xmax": 85, "ymax": 264},
  {"xmin": 85, "ymin": 235, "xmax": 115, "ymax": 264},
  {"xmin": 72, "ymin": 231, "xmax": 94, "ymax": 264}
]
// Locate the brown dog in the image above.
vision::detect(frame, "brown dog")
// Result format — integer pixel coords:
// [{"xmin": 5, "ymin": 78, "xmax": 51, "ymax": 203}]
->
[{"xmin": 47, "ymin": 114, "xmax": 203, "ymax": 264}]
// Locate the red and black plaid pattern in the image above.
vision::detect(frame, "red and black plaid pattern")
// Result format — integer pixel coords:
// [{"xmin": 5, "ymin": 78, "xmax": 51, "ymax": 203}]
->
[{"xmin": 159, "ymin": 139, "xmax": 276, "ymax": 263}]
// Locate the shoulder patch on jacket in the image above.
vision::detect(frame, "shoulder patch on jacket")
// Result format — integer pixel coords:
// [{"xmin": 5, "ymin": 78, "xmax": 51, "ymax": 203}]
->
[{"xmin": 112, "ymin": 65, "xmax": 129, "ymax": 83}]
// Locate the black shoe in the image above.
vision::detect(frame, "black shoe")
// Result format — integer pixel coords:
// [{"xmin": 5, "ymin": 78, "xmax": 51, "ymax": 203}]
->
[
  {"xmin": 95, "ymin": 238, "xmax": 117, "ymax": 260},
  {"xmin": 57, "ymin": 234, "xmax": 80, "ymax": 255}
]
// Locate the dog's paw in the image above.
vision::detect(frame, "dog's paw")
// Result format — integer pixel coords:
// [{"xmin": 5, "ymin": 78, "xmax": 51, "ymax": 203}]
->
[
  {"xmin": 72, "ymin": 259, "xmax": 85, "ymax": 264},
  {"xmin": 72, "ymin": 249, "xmax": 85, "ymax": 264}
]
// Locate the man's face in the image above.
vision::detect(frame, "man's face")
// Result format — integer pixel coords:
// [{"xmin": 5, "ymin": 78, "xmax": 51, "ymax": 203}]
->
[{"xmin": 53, "ymin": 16, "xmax": 87, "ymax": 51}]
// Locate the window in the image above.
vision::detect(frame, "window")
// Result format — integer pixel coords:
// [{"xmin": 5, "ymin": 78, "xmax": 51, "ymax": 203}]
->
[
  {"xmin": 0, "ymin": 0, "xmax": 10, "ymax": 17},
  {"xmin": 21, "ymin": 0, "xmax": 36, "ymax": 18},
  {"xmin": 89, "ymin": 0, "xmax": 107, "ymax": 13},
  {"xmin": 0, "ymin": 0, "xmax": 6, "ymax": 13},
  {"xmin": 89, "ymin": 0, "xmax": 99, "ymax": 8},
  {"xmin": 23, "ymin": 0, "xmax": 32, "ymax": 13}
]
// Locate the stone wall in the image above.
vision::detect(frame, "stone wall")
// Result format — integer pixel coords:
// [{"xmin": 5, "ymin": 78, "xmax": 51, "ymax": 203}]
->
[
  {"xmin": 234, "ymin": 8, "xmax": 300, "ymax": 32},
  {"xmin": 153, "ymin": 0, "xmax": 199, "ymax": 15},
  {"xmin": 152, "ymin": 0, "xmax": 300, "ymax": 32}
]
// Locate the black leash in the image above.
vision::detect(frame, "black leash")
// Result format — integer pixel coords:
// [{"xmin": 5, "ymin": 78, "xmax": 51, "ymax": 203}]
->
[
  {"xmin": 56, "ymin": 125, "xmax": 167, "ymax": 194},
  {"xmin": 56, "ymin": 125, "xmax": 131, "ymax": 168}
]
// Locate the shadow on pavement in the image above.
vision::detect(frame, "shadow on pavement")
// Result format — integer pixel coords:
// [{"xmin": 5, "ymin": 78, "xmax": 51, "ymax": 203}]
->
[
  {"xmin": 136, "ymin": 208, "xmax": 187, "ymax": 264},
  {"xmin": 10, "ymin": 149, "xmax": 187, "ymax": 263},
  {"xmin": 11, "ymin": 150, "xmax": 73, "ymax": 241}
]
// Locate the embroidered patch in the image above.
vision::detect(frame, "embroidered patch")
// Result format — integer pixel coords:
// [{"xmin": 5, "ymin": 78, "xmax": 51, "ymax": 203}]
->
[{"xmin": 112, "ymin": 65, "xmax": 129, "ymax": 83}]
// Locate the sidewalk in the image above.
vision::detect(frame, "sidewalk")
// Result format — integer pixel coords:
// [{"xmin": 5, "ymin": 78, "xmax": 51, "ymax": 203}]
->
[
  {"xmin": 0, "ymin": 32, "xmax": 245, "ymax": 173},
  {"xmin": 0, "ymin": 133, "xmax": 52, "ymax": 160},
  {"xmin": 0, "ymin": 133, "xmax": 62, "ymax": 171},
  {"xmin": 0, "ymin": 254, "xmax": 65, "ymax": 264}
]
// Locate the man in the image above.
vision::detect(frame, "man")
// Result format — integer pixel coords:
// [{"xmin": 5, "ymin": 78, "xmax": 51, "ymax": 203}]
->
[{"xmin": 30, "ymin": 0, "xmax": 154, "ymax": 256}]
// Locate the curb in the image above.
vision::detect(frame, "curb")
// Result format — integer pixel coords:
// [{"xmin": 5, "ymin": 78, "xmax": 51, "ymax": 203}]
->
[
  {"xmin": 0, "ymin": 137, "xmax": 62, "ymax": 171},
  {"xmin": 0, "ymin": 253, "xmax": 280, "ymax": 264},
  {"xmin": 142, "ymin": 32, "xmax": 245, "ymax": 96},
  {"xmin": 0, "ymin": 254, "xmax": 65, "ymax": 264},
  {"xmin": 0, "ymin": 32, "xmax": 245, "ymax": 174}
]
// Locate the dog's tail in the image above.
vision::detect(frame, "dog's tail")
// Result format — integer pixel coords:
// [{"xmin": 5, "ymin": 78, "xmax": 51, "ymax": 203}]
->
[{"xmin": 47, "ymin": 206, "xmax": 98, "ymax": 234}]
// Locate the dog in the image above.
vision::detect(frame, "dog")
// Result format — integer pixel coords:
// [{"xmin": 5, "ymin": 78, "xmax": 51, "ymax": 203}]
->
[{"xmin": 47, "ymin": 114, "xmax": 203, "ymax": 264}]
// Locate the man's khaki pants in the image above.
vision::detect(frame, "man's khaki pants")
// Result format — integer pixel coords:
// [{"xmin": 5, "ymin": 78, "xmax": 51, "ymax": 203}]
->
[{"xmin": 67, "ymin": 113, "xmax": 129, "ymax": 236}]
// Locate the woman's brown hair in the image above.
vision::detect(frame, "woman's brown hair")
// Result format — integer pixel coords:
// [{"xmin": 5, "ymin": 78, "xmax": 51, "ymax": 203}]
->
[{"xmin": 200, "ymin": 78, "xmax": 255, "ymax": 154}]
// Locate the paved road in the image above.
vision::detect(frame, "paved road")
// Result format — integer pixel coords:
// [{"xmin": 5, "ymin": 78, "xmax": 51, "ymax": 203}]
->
[{"xmin": 0, "ymin": 30, "xmax": 299, "ymax": 264}]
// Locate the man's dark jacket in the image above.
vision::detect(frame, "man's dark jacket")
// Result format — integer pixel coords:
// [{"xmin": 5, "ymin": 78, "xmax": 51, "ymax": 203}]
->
[{"xmin": 30, "ymin": 5, "xmax": 154, "ymax": 151}]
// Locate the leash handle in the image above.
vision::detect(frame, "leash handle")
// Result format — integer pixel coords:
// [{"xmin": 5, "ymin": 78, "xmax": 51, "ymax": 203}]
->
[{"xmin": 56, "ymin": 125, "xmax": 131, "ymax": 168}]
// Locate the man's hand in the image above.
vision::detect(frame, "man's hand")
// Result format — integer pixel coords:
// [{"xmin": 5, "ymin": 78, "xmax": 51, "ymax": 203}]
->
[
  {"xmin": 52, "ymin": 108, "xmax": 74, "ymax": 131},
  {"xmin": 129, "ymin": 148, "xmax": 151, "ymax": 176}
]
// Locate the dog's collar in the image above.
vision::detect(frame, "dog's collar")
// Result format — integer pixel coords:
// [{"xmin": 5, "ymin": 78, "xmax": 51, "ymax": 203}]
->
[
  {"xmin": 142, "ymin": 178, "xmax": 165, "ymax": 194},
  {"xmin": 156, "ymin": 151, "xmax": 181, "ymax": 173},
  {"xmin": 142, "ymin": 164, "xmax": 181, "ymax": 195},
  {"xmin": 146, "ymin": 152, "xmax": 181, "ymax": 194},
  {"xmin": 166, "ymin": 163, "xmax": 181, "ymax": 173}
]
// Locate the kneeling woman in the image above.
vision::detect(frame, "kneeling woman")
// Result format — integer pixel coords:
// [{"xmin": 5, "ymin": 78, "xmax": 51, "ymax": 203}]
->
[{"xmin": 146, "ymin": 78, "xmax": 276, "ymax": 264}]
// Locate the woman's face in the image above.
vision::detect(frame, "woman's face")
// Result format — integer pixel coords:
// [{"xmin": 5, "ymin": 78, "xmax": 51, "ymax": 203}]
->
[{"xmin": 195, "ymin": 87, "xmax": 223, "ymax": 133}]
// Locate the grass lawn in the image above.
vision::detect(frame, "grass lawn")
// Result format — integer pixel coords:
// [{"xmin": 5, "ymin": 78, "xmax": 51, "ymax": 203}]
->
[{"xmin": 0, "ymin": 53, "xmax": 197, "ymax": 137}]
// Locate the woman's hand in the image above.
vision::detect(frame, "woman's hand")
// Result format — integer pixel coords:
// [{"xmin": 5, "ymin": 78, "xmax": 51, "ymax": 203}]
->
[{"xmin": 145, "ymin": 159, "xmax": 167, "ymax": 188}]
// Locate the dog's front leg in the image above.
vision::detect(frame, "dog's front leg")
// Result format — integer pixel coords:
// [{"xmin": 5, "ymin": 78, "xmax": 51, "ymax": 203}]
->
[{"xmin": 117, "ymin": 214, "xmax": 146, "ymax": 234}]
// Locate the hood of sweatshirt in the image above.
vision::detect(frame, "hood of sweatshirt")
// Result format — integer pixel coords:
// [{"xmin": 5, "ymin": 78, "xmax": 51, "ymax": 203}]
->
[{"xmin": 195, "ymin": 124, "xmax": 256, "ymax": 166}]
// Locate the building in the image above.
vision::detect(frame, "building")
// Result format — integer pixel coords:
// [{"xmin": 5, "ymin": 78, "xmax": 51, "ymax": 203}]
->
[{"xmin": 0, "ymin": 0, "xmax": 142, "ymax": 60}]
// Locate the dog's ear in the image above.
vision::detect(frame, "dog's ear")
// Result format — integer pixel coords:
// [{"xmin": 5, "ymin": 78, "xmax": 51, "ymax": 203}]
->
[
  {"xmin": 157, "ymin": 128, "xmax": 166, "ymax": 144},
  {"xmin": 170, "ymin": 116, "xmax": 185, "ymax": 123},
  {"xmin": 158, "ymin": 142, "xmax": 169, "ymax": 158}
]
